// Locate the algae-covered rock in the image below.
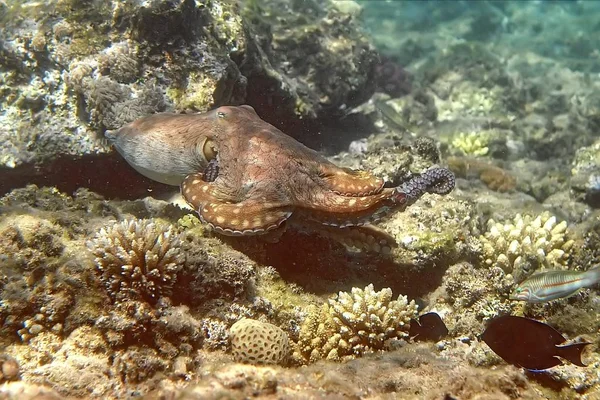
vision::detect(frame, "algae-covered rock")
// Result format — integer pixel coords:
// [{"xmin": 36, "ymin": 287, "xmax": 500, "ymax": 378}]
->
[
  {"xmin": 571, "ymin": 138, "xmax": 600, "ymax": 208},
  {"xmin": 0, "ymin": 0, "xmax": 378, "ymax": 190},
  {"xmin": 241, "ymin": 0, "xmax": 378, "ymax": 130}
]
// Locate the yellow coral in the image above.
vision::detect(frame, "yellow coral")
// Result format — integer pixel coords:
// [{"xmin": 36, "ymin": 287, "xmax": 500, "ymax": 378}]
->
[
  {"xmin": 451, "ymin": 131, "xmax": 489, "ymax": 157},
  {"xmin": 479, "ymin": 212, "xmax": 574, "ymax": 280},
  {"xmin": 294, "ymin": 284, "xmax": 417, "ymax": 364}
]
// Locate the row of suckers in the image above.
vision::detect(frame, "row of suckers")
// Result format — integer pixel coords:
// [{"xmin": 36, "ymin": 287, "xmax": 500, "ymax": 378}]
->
[{"xmin": 510, "ymin": 265, "xmax": 600, "ymax": 303}]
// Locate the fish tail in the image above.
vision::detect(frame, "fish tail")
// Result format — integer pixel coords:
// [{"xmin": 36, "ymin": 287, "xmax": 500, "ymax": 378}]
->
[
  {"xmin": 583, "ymin": 264, "xmax": 600, "ymax": 287},
  {"xmin": 557, "ymin": 342, "xmax": 591, "ymax": 367}
]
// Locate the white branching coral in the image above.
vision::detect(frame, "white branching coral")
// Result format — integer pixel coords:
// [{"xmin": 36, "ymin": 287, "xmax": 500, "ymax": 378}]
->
[
  {"xmin": 87, "ymin": 219, "xmax": 185, "ymax": 304},
  {"xmin": 479, "ymin": 211, "xmax": 574, "ymax": 280},
  {"xmin": 294, "ymin": 284, "xmax": 418, "ymax": 364}
]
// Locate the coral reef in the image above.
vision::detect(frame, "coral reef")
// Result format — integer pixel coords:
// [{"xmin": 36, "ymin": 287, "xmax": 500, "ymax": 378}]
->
[
  {"xmin": 479, "ymin": 211, "xmax": 574, "ymax": 281},
  {"xmin": 294, "ymin": 284, "xmax": 417, "ymax": 364},
  {"xmin": 435, "ymin": 262, "xmax": 516, "ymax": 336},
  {"xmin": 87, "ymin": 218, "xmax": 185, "ymax": 304},
  {"xmin": 3, "ymin": 1, "xmax": 600, "ymax": 398},
  {"xmin": 0, "ymin": 0, "xmax": 378, "ymax": 191},
  {"xmin": 230, "ymin": 318, "xmax": 290, "ymax": 366}
]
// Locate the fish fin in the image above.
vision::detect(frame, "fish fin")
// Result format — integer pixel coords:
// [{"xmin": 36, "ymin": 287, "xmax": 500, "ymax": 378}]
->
[
  {"xmin": 556, "ymin": 342, "xmax": 592, "ymax": 367},
  {"xmin": 563, "ymin": 288, "xmax": 582, "ymax": 299},
  {"xmin": 408, "ymin": 318, "xmax": 422, "ymax": 339}
]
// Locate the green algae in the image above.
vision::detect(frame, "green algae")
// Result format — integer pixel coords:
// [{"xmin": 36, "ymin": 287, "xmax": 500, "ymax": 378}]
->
[{"xmin": 255, "ymin": 267, "xmax": 316, "ymax": 318}]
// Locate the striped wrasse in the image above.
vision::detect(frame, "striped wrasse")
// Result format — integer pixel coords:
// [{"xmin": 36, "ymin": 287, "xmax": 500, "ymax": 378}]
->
[{"xmin": 510, "ymin": 266, "xmax": 600, "ymax": 303}]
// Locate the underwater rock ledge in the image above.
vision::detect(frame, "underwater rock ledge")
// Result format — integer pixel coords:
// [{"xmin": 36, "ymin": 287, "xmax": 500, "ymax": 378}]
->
[{"xmin": 0, "ymin": 0, "xmax": 378, "ymax": 177}]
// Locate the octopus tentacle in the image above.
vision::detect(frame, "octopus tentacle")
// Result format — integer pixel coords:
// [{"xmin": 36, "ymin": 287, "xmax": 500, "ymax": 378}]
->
[
  {"xmin": 290, "ymin": 217, "xmax": 397, "ymax": 253},
  {"xmin": 203, "ymin": 158, "xmax": 219, "ymax": 182},
  {"xmin": 181, "ymin": 173, "xmax": 293, "ymax": 236},
  {"xmin": 396, "ymin": 167, "xmax": 455, "ymax": 205},
  {"xmin": 319, "ymin": 164, "xmax": 385, "ymax": 197},
  {"xmin": 298, "ymin": 188, "xmax": 408, "ymax": 227},
  {"xmin": 323, "ymin": 224, "xmax": 398, "ymax": 253}
]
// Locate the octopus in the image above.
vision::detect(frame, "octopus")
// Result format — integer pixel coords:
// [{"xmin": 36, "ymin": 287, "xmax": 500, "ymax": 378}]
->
[{"xmin": 105, "ymin": 105, "xmax": 455, "ymax": 252}]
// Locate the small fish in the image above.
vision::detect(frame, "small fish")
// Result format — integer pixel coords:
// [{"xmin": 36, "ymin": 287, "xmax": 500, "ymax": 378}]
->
[
  {"xmin": 481, "ymin": 315, "xmax": 591, "ymax": 371},
  {"xmin": 510, "ymin": 266, "xmax": 600, "ymax": 303},
  {"xmin": 409, "ymin": 312, "xmax": 448, "ymax": 342},
  {"xmin": 374, "ymin": 99, "xmax": 409, "ymax": 131}
]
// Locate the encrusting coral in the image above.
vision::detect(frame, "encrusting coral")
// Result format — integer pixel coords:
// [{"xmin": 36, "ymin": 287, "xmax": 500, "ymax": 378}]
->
[
  {"xmin": 293, "ymin": 284, "xmax": 418, "ymax": 364},
  {"xmin": 230, "ymin": 318, "xmax": 290, "ymax": 365},
  {"xmin": 479, "ymin": 211, "xmax": 574, "ymax": 281},
  {"xmin": 87, "ymin": 219, "xmax": 185, "ymax": 304}
]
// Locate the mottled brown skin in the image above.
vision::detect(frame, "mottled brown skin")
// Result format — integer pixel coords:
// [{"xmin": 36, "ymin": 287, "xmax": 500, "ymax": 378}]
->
[
  {"xmin": 109, "ymin": 105, "xmax": 454, "ymax": 251},
  {"xmin": 180, "ymin": 106, "xmax": 408, "ymax": 237}
]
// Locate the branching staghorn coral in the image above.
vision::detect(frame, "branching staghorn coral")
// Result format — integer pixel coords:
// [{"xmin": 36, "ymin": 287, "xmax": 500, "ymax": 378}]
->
[
  {"xmin": 479, "ymin": 211, "xmax": 574, "ymax": 281},
  {"xmin": 294, "ymin": 284, "xmax": 417, "ymax": 364},
  {"xmin": 87, "ymin": 219, "xmax": 185, "ymax": 304}
]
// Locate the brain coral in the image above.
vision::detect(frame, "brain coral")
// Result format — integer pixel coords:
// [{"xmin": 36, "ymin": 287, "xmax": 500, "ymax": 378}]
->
[
  {"xmin": 479, "ymin": 211, "xmax": 574, "ymax": 281},
  {"xmin": 87, "ymin": 219, "xmax": 185, "ymax": 304},
  {"xmin": 294, "ymin": 284, "xmax": 418, "ymax": 364},
  {"xmin": 229, "ymin": 318, "xmax": 289, "ymax": 365}
]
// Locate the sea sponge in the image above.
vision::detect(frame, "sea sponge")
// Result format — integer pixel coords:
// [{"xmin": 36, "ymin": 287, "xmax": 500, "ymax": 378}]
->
[
  {"xmin": 448, "ymin": 156, "xmax": 517, "ymax": 192},
  {"xmin": 229, "ymin": 318, "xmax": 289, "ymax": 365},
  {"xmin": 294, "ymin": 284, "xmax": 418, "ymax": 364},
  {"xmin": 87, "ymin": 219, "xmax": 185, "ymax": 304},
  {"xmin": 479, "ymin": 211, "xmax": 574, "ymax": 281}
]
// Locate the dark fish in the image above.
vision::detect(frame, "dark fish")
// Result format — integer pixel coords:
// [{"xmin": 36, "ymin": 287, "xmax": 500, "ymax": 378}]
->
[
  {"xmin": 481, "ymin": 315, "xmax": 591, "ymax": 371},
  {"xmin": 409, "ymin": 312, "xmax": 449, "ymax": 342}
]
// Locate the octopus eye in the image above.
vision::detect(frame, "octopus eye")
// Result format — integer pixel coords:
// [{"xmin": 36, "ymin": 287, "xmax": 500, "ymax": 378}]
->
[
  {"xmin": 217, "ymin": 111, "xmax": 227, "ymax": 118},
  {"xmin": 198, "ymin": 137, "xmax": 217, "ymax": 161}
]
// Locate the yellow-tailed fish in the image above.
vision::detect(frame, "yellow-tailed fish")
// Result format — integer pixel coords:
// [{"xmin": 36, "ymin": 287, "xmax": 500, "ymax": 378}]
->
[{"xmin": 510, "ymin": 266, "xmax": 600, "ymax": 303}]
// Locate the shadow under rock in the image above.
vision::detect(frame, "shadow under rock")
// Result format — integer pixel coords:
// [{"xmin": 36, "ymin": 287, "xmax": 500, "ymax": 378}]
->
[
  {"xmin": 0, "ymin": 153, "xmax": 173, "ymax": 200},
  {"xmin": 224, "ymin": 229, "xmax": 447, "ymax": 299}
]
